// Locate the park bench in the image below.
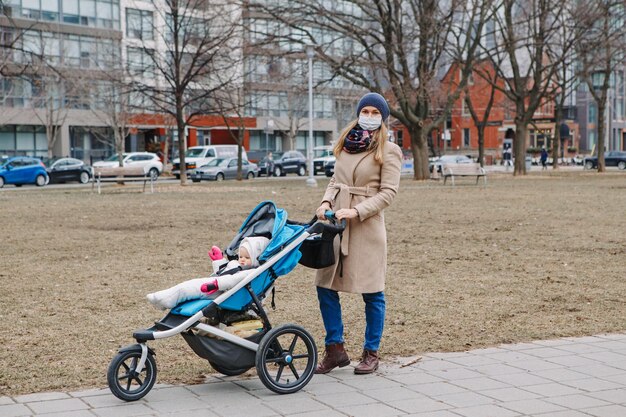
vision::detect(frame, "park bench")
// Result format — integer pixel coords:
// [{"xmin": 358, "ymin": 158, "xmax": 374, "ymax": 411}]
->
[
  {"xmin": 442, "ymin": 163, "xmax": 487, "ymax": 186},
  {"xmin": 92, "ymin": 166, "xmax": 157, "ymax": 194}
]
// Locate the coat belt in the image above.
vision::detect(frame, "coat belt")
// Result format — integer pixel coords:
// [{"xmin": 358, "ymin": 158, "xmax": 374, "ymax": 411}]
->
[{"xmin": 329, "ymin": 183, "xmax": 379, "ymax": 256}]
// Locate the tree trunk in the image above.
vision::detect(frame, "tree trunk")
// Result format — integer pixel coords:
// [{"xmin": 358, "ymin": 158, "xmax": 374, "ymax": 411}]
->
[
  {"xmin": 477, "ymin": 125, "xmax": 485, "ymax": 167},
  {"xmin": 177, "ymin": 124, "xmax": 187, "ymax": 184},
  {"xmin": 596, "ymin": 98, "xmax": 606, "ymax": 172},
  {"xmin": 176, "ymin": 100, "xmax": 188, "ymax": 185},
  {"xmin": 237, "ymin": 135, "xmax": 244, "ymax": 181},
  {"xmin": 514, "ymin": 119, "xmax": 527, "ymax": 176},
  {"xmin": 552, "ymin": 117, "xmax": 561, "ymax": 170},
  {"xmin": 163, "ymin": 139, "xmax": 170, "ymax": 175},
  {"xmin": 115, "ymin": 127, "xmax": 126, "ymax": 185},
  {"xmin": 410, "ymin": 127, "xmax": 430, "ymax": 180}
]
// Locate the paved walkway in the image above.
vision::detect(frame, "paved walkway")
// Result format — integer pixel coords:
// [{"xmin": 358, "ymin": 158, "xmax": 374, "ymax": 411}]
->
[{"xmin": 2, "ymin": 333, "xmax": 626, "ymax": 417}]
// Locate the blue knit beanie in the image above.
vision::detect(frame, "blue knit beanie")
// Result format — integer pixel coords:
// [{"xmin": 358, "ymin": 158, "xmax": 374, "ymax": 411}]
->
[{"xmin": 356, "ymin": 92, "xmax": 390, "ymax": 121}]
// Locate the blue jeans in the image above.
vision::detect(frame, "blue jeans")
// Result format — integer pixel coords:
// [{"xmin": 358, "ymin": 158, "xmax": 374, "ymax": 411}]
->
[{"xmin": 316, "ymin": 286, "xmax": 386, "ymax": 351}]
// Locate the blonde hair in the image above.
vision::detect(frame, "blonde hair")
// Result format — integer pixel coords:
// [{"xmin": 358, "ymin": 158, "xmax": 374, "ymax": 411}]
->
[{"xmin": 333, "ymin": 120, "xmax": 388, "ymax": 164}]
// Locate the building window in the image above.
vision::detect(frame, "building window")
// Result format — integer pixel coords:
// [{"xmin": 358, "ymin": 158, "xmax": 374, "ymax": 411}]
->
[
  {"xmin": 588, "ymin": 103, "xmax": 597, "ymax": 124},
  {"xmin": 126, "ymin": 8, "xmax": 153, "ymax": 40},
  {"xmin": 461, "ymin": 98, "xmax": 470, "ymax": 117},
  {"xmin": 0, "ymin": 125, "xmax": 47, "ymax": 157},
  {"xmin": 295, "ymin": 131, "xmax": 326, "ymax": 152},
  {"xmin": 588, "ymin": 131, "xmax": 596, "ymax": 151},
  {"xmin": 127, "ymin": 46, "xmax": 154, "ymax": 76},
  {"xmin": 61, "ymin": 0, "xmax": 119, "ymax": 29},
  {"xmin": 249, "ymin": 130, "xmax": 279, "ymax": 152},
  {"xmin": 463, "ymin": 128, "xmax": 471, "ymax": 147},
  {"xmin": 460, "ymin": 69, "xmax": 474, "ymax": 85}
]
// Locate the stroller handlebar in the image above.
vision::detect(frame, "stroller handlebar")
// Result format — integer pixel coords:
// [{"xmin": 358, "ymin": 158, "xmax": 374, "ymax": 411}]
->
[{"xmin": 304, "ymin": 210, "xmax": 346, "ymax": 235}]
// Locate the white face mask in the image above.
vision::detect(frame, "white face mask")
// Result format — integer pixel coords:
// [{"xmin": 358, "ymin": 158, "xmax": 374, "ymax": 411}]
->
[{"xmin": 358, "ymin": 115, "xmax": 382, "ymax": 131}]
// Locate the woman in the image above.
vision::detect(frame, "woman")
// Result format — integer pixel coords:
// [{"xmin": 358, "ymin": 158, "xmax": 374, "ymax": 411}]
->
[{"xmin": 314, "ymin": 92, "xmax": 402, "ymax": 375}]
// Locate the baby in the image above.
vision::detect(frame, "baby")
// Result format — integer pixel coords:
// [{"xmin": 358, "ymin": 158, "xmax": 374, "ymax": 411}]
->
[{"xmin": 147, "ymin": 236, "xmax": 270, "ymax": 310}]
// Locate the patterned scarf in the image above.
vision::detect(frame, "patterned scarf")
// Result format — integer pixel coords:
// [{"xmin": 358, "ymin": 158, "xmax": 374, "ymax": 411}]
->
[{"xmin": 343, "ymin": 127, "xmax": 372, "ymax": 154}]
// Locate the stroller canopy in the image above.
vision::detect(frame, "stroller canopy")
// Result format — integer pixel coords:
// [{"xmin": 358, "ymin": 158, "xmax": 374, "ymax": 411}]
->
[
  {"xmin": 225, "ymin": 201, "xmax": 305, "ymax": 275},
  {"xmin": 172, "ymin": 201, "xmax": 307, "ymax": 315}
]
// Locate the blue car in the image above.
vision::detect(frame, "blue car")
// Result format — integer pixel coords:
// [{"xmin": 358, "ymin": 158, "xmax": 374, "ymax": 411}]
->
[{"xmin": 0, "ymin": 156, "xmax": 49, "ymax": 188}]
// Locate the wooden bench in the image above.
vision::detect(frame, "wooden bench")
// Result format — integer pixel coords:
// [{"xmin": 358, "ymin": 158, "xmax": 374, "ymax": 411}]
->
[
  {"xmin": 92, "ymin": 166, "xmax": 156, "ymax": 194},
  {"xmin": 442, "ymin": 163, "xmax": 487, "ymax": 186}
]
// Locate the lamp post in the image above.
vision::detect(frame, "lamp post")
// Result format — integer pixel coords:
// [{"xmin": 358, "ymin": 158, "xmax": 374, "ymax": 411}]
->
[
  {"xmin": 305, "ymin": 45, "xmax": 317, "ymax": 187},
  {"xmin": 265, "ymin": 119, "xmax": 274, "ymax": 155}
]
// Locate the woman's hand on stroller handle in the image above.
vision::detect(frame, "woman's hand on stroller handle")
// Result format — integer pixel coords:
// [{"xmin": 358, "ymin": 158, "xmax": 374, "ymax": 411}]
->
[
  {"xmin": 333, "ymin": 208, "xmax": 358, "ymax": 221},
  {"xmin": 321, "ymin": 210, "xmax": 347, "ymax": 230},
  {"xmin": 315, "ymin": 202, "xmax": 331, "ymax": 220}
]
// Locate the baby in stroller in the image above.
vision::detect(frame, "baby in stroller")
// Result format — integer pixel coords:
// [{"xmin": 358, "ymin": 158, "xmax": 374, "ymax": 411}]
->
[{"xmin": 146, "ymin": 236, "xmax": 270, "ymax": 310}]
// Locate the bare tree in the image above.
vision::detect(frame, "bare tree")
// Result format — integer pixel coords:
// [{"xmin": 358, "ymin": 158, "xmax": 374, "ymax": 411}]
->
[
  {"xmin": 575, "ymin": 1, "xmax": 626, "ymax": 172},
  {"xmin": 0, "ymin": 9, "xmax": 40, "ymax": 77},
  {"xmin": 548, "ymin": 24, "xmax": 579, "ymax": 170},
  {"xmin": 128, "ymin": 0, "xmax": 243, "ymax": 184},
  {"xmin": 462, "ymin": 60, "xmax": 502, "ymax": 167},
  {"xmin": 92, "ymin": 83, "xmax": 133, "ymax": 171},
  {"xmin": 27, "ymin": 51, "xmax": 71, "ymax": 158},
  {"xmin": 481, "ymin": 0, "xmax": 579, "ymax": 175},
  {"xmin": 252, "ymin": 0, "xmax": 492, "ymax": 180},
  {"xmin": 212, "ymin": 88, "xmax": 249, "ymax": 180},
  {"xmin": 0, "ymin": 11, "xmax": 49, "ymax": 129}
]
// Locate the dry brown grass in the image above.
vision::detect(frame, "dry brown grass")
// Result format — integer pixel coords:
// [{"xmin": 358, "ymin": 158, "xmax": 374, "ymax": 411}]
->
[{"xmin": 1, "ymin": 171, "xmax": 625, "ymax": 395}]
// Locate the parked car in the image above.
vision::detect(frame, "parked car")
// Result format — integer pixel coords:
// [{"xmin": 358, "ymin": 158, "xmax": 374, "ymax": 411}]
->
[
  {"xmin": 312, "ymin": 146, "xmax": 334, "ymax": 175},
  {"xmin": 190, "ymin": 157, "xmax": 258, "ymax": 182},
  {"xmin": 324, "ymin": 157, "xmax": 336, "ymax": 177},
  {"xmin": 93, "ymin": 152, "xmax": 163, "ymax": 179},
  {"xmin": 43, "ymin": 157, "xmax": 92, "ymax": 184},
  {"xmin": 0, "ymin": 156, "xmax": 48, "ymax": 188},
  {"xmin": 429, "ymin": 155, "xmax": 473, "ymax": 173},
  {"xmin": 583, "ymin": 151, "xmax": 626, "ymax": 170},
  {"xmin": 172, "ymin": 145, "xmax": 246, "ymax": 179},
  {"xmin": 259, "ymin": 151, "xmax": 307, "ymax": 177}
]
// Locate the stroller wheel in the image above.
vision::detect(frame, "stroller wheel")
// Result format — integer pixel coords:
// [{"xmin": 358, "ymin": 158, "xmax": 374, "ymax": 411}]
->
[
  {"xmin": 255, "ymin": 324, "xmax": 317, "ymax": 394},
  {"xmin": 107, "ymin": 350, "xmax": 157, "ymax": 401},
  {"xmin": 209, "ymin": 361, "xmax": 250, "ymax": 377}
]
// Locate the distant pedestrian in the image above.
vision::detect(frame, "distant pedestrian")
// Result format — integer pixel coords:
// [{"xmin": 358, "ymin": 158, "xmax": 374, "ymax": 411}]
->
[
  {"xmin": 503, "ymin": 144, "xmax": 513, "ymax": 170},
  {"xmin": 266, "ymin": 151, "xmax": 274, "ymax": 177},
  {"xmin": 540, "ymin": 147, "xmax": 548, "ymax": 170}
]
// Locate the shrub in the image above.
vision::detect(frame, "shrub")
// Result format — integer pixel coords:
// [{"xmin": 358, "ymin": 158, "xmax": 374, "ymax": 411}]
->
[{"xmin": 567, "ymin": 146, "xmax": 577, "ymax": 153}]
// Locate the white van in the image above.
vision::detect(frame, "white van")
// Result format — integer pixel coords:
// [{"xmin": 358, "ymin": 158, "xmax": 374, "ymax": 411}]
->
[{"xmin": 172, "ymin": 145, "xmax": 247, "ymax": 178}]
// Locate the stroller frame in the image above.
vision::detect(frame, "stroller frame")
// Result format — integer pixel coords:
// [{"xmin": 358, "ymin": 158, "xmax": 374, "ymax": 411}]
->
[{"xmin": 107, "ymin": 210, "xmax": 337, "ymax": 401}]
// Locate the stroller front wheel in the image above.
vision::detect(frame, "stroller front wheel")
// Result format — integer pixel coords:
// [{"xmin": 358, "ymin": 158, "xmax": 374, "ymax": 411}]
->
[
  {"xmin": 255, "ymin": 324, "xmax": 317, "ymax": 394},
  {"xmin": 107, "ymin": 350, "xmax": 157, "ymax": 401}
]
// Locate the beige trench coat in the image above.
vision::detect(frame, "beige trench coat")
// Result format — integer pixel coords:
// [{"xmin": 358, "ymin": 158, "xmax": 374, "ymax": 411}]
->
[{"xmin": 315, "ymin": 142, "xmax": 402, "ymax": 294}]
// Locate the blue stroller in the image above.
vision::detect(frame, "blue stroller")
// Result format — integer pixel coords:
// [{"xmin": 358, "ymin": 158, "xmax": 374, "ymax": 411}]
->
[{"xmin": 107, "ymin": 201, "xmax": 344, "ymax": 400}]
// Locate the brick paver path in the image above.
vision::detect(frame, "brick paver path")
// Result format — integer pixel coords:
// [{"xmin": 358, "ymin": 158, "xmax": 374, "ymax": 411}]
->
[{"xmin": 2, "ymin": 333, "xmax": 626, "ymax": 416}]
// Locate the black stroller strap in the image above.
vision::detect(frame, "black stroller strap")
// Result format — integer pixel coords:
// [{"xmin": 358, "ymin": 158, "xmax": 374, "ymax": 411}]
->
[
  {"xmin": 268, "ymin": 267, "xmax": 278, "ymax": 310},
  {"xmin": 339, "ymin": 233, "xmax": 344, "ymax": 277}
]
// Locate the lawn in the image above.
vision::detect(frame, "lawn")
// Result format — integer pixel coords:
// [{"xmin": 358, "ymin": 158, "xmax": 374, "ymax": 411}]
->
[{"xmin": 0, "ymin": 171, "xmax": 625, "ymax": 395}]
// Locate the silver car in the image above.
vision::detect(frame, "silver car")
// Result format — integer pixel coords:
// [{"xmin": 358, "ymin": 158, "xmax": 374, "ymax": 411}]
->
[
  {"xmin": 429, "ymin": 155, "xmax": 473, "ymax": 173},
  {"xmin": 190, "ymin": 157, "xmax": 259, "ymax": 182}
]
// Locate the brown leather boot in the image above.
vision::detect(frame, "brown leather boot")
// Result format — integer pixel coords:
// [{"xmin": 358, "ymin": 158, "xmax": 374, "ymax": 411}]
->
[
  {"xmin": 354, "ymin": 350, "xmax": 379, "ymax": 374},
  {"xmin": 315, "ymin": 343, "xmax": 350, "ymax": 374}
]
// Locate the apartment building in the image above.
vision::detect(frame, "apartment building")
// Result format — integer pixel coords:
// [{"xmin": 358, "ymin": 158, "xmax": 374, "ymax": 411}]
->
[
  {"xmin": 0, "ymin": 0, "xmax": 123, "ymax": 160},
  {"xmin": 0, "ymin": 0, "xmax": 355, "ymax": 163},
  {"xmin": 576, "ymin": 68, "xmax": 626, "ymax": 153}
]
